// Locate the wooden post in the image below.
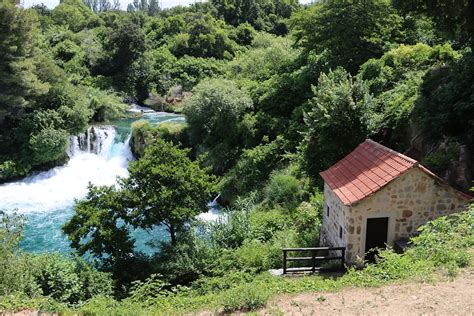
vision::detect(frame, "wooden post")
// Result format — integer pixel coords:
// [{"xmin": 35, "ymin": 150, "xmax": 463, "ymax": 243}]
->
[
  {"xmin": 312, "ymin": 250, "xmax": 316, "ymax": 273},
  {"xmin": 283, "ymin": 250, "xmax": 287, "ymax": 274}
]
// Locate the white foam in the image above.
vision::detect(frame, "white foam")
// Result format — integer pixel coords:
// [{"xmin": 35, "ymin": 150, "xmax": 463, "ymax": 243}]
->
[{"xmin": 0, "ymin": 126, "xmax": 132, "ymax": 214}]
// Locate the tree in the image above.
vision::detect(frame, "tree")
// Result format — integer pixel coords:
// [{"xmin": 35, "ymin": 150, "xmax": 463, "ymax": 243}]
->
[
  {"xmin": 63, "ymin": 185, "xmax": 135, "ymax": 267},
  {"xmin": 64, "ymin": 140, "xmax": 215, "ymax": 255},
  {"xmin": 105, "ymin": 18, "xmax": 146, "ymax": 76},
  {"xmin": 0, "ymin": 211, "xmax": 34, "ymax": 297},
  {"xmin": 169, "ymin": 13, "xmax": 235, "ymax": 59},
  {"xmin": 123, "ymin": 140, "xmax": 215, "ymax": 245},
  {"xmin": 289, "ymin": 0, "xmax": 403, "ymax": 74},
  {"xmin": 184, "ymin": 79, "xmax": 253, "ymax": 173},
  {"xmin": 52, "ymin": 0, "xmax": 94, "ymax": 32},
  {"xmin": 0, "ymin": 1, "xmax": 47, "ymax": 125},
  {"xmin": 393, "ymin": 0, "xmax": 474, "ymax": 48},
  {"xmin": 211, "ymin": 0, "xmax": 299, "ymax": 34},
  {"xmin": 300, "ymin": 68, "xmax": 373, "ymax": 180}
]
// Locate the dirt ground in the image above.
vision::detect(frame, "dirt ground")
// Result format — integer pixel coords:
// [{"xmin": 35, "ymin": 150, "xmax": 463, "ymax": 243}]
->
[{"xmin": 259, "ymin": 269, "xmax": 474, "ymax": 315}]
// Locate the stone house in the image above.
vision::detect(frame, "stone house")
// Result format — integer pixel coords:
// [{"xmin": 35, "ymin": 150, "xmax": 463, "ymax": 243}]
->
[{"xmin": 319, "ymin": 139, "xmax": 471, "ymax": 264}]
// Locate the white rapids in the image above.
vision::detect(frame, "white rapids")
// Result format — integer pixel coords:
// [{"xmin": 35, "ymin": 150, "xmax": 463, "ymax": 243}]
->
[{"xmin": 0, "ymin": 126, "xmax": 132, "ymax": 214}]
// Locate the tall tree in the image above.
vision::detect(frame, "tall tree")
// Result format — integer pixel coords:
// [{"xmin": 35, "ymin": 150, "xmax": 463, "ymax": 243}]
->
[
  {"xmin": 300, "ymin": 68, "xmax": 373, "ymax": 180},
  {"xmin": 184, "ymin": 79, "xmax": 253, "ymax": 173},
  {"xmin": 290, "ymin": 0, "xmax": 403, "ymax": 74},
  {"xmin": 123, "ymin": 140, "xmax": 215, "ymax": 245},
  {"xmin": 393, "ymin": 0, "xmax": 474, "ymax": 47},
  {"xmin": 0, "ymin": 1, "xmax": 47, "ymax": 125}
]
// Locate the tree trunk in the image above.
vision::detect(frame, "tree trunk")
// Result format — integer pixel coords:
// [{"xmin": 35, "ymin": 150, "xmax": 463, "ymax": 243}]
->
[{"xmin": 169, "ymin": 223, "xmax": 177, "ymax": 246}]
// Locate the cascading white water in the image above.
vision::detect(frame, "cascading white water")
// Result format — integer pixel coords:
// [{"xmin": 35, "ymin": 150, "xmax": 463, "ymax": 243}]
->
[{"xmin": 0, "ymin": 126, "xmax": 131, "ymax": 214}]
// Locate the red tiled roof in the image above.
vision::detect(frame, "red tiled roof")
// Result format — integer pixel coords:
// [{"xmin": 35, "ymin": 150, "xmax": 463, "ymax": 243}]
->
[{"xmin": 320, "ymin": 139, "xmax": 417, "ymax": 205}]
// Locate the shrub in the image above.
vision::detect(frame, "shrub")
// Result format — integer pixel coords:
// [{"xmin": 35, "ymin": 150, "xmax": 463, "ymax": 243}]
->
[
  {"xmin": 218, "ymin": 137, "xmax": 287, "ymax": 202},
  {"xmin": 221, "ymin": 283, "xmax": 269, "ymax": 313},
  {"xmin": 407, "ymin": 207, "xmax": 474, "ymax": 269},
  {"xmin": 215, "ymin": 240, "xmax": 273, "ymax": 274},
  {"xmin": 264, "ymin": 170, "xmax": 302, "ymax": 210},
  {"xmin": 250, "ymin": 209, "xmax": 289, "ymax": 242},
  {"xmin": 30, "ymin": 253, "xmax": 114, "ymax": 305}
]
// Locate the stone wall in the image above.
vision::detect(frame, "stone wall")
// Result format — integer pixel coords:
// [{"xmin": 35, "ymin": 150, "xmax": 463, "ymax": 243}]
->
[
  {"xmin": 320, "ymin": 182, "xmax": 350, "ymax": 252},
  {"xmin": 343, "ymin": 167, "xmax": 470, "ymax": 263}
]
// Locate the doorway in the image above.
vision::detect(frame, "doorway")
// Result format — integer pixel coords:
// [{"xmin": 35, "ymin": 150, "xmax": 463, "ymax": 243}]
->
[{"xmin": 364, "ymin": 217, "xmax": 389, "ymax": 262}]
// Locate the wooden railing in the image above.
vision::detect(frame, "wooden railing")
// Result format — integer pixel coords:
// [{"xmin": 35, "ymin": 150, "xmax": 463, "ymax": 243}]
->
[{"xmin": 282, "ymin": 247, "xmax": 346, "ymax": 274}]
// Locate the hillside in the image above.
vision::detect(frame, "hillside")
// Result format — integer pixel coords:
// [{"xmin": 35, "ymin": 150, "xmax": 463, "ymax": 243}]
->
[{"xmin": 0, "ymin": 0, "xmax": 473, "ymax": 314}]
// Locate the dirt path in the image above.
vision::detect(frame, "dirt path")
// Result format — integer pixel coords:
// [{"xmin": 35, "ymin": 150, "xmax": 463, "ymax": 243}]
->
[{"xmin": 260, "ymin": 269, "xmax": 474, "ymax": 315}]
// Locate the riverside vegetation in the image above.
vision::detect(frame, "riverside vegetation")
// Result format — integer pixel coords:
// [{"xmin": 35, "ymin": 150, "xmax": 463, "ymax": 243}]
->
[{"xmin": 0, "ymin": 0, "xmax": 473, "ymax": 314}]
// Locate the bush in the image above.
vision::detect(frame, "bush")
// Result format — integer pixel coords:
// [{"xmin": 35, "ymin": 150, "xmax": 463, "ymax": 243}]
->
[
  {"xmin": 215, "ymin": 240, "xmax": 273, "ymax": 274},
  {"xmin": 219, "ymin": 137, "xmax": 288, "ymax": 202},
  {"xmin": 250, "ymin": 209, "xmax": 289, "ymax": 242},
  {"xmin": 221, "ymin": 283, "xmax": 269, "ymax": 313},
  {"xmin": 407, "ymin": 207, "xmax": 474, "ymax": 269},
  {"xmin": 264, "ymin": 170, "xmax": 302, "ymax": 210},
  {"xmin": 30, "ymin": 253, "xmax": 114, "ymax": 305}
]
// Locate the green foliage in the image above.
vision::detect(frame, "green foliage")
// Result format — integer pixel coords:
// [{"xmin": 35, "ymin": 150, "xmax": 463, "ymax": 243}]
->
[
  {"xmin": 88, "ymin": 87, "xmax": 127, "ymax": 121},
  {"xmin": 233, "ymin": 22, "xmax": 256, "ymax": 46},
  {"xmin": 62, "ymin": 184, "xmax": 135, "ymax": 267},
  {"xmin": 228, "ymin": 33, "xmax": 298, "ymax": 82},
  {"xmin": 3, "ymin": 1, "xmax": 474, "ymax": 315},
  {"xmin": 21, "ymin": 204, "xmax": 472, "ymax": 314},
  {"xmin": 154, "ymin": 54, "xmax": 226, "ymax": 93},
  {"xmin": 184, "ymin": 79, "xmax": 253, "ymax": 173},
  {"xmin": 211, "ymin": 0, "xmax": 299, "ymax": 34},
  {"xmin": 52, "ymin": 0, "xmax": 95, "ymax": 32},
  {"xmin": 300, "ymin": 68, "xmax": 372, "ymax": 180},
  {"xmin": 292, "ymin": 192, "xmax": 323, "ymax": 247},
  {"xmin": 127, "ymin": 274, "xmax": 170, "ymax": 305},
  {"xmin": 64, "ymin": 139, "xmax": 216, "ymax": 281},
  {"xmin": 408, "ymin": 206, "xmax": 474, "ymax": 268},
  {"xmin": 28, "ymin": 128, "xmax": 69, "ymax": 164},
  {"xmin": 0, "ymin": 1, "xmax": 47, "ymax": 123},
  {"xmin": 264, "ymin": 170, "xmax": 302, "ymax": 210},
  {"xmin": 414, "ymin": 52, "xmax": 474, "ymax": 147},
  {"xmin": 221, "ymin": 282, "xmax": 269, "ymax": 313},
  {"xmin": 393, "ymin": 0, "xmax": 474, "ymax": 48},
  {"xmin": 169, "ymin": 13, "xmax": 235, "ymax": 60},
  {"xmin": 249, "ymin": 209, "xmax": 289, "ymax": 242},
  {"xmin": 0, "ymin": 212, "xmax": 37, "ymax": 297},
  {"xmin": 219, "ymin": 137, "xmax": 287, "ymax": 202},
  {"xmin": 357, "ymin": 43, "xmax": 461, "ymax": 148},
  {"xmin": 0, "ymin": 212, "xmax": 113, "ymax": 307},
  {"xmin": 290, "ymin": 0, "xmax": 403, "ymax": 74},
  {"xmin": 422, "ymin": 142, "xmax": 459, "ymax": 175},
  {"xmin": 124, "ymin": 139, "xmax": 215, "ymax": 243},
  {"xmin": 30, "ymin": 253, "xmax": 113, "ymax": 304}
]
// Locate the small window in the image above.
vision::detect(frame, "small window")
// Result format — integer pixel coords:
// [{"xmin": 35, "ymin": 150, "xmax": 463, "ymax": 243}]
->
[
  {"xmin": 326, "ymin": 205, "xmax": 330, "ymax": 217},
  {"xmin": 339, "ymin": 226, "xmax": 343, "ymax": 239}
]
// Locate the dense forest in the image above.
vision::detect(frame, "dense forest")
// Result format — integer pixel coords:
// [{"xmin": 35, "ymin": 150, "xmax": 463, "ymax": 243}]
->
[{"xmin": 0, "ymin": 0, "xmax": 473, "ymax": 313}]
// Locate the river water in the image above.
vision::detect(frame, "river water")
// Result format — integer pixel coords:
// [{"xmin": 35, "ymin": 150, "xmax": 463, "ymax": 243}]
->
[{"xmin": 0, "ymin": 106, "xmax": 214, "ymax": 254}]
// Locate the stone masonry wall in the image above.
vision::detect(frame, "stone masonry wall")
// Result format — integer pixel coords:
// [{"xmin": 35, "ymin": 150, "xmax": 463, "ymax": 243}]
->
[
  {"xmin": 344, "ymin": 167, "xmax": 470, "ymax": 263},
  {"xmin": 320, "ymin": 182, "xmax": 350, "ymax": 254}
]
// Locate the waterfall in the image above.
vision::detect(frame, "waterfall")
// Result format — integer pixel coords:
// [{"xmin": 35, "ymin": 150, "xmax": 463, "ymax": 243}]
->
[
  {"xmin": 198, "ymin": 194, "xmax": 221, "ymax": 222},
  {"xmin": 69, "ymin": 126, "xmax": 116, "ymax": 157},
  {"xmin": 0, "ymin": 125, "xmax": 131, "ymax": 215},
  {"xmin": 0, "ymin": 124, "xmax": 133, "ymax": 252}
]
